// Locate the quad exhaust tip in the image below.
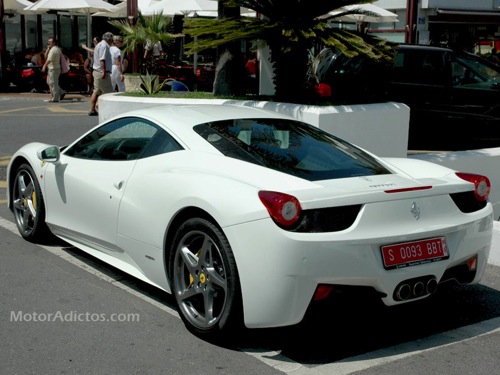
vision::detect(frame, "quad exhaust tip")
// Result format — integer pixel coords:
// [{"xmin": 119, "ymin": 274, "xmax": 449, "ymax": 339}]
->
[{"xmin": 394, "ymin": 277, "xmax": 438, "ymax": 301}]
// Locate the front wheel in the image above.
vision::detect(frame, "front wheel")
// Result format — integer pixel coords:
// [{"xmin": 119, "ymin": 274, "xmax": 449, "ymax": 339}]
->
[
  {"xmin": 12, "ymin": 163, "xmax": 50, "ymax": 242},
  {"xmin": 169, "ymin": 217, "xmax": 243, "ymax": 339}
]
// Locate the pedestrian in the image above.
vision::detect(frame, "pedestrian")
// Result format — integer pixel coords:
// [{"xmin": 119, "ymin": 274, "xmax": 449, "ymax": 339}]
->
[
  {"xmin": 41, "ymin": 37, "xmax": 62, "ymax": 102},
  {"xmin": 31, "ymin": 47, "xmax": 45, "ymax": 67},
  {"xmin": 110, "ymin": 35, "xmax": 126, "ymax": 92},
  {"xmin": 245, "ymin": 52, "xmax": 258, "ymax": 93},
  {"xmin": 83, "ymin": 54, "xmax": 93, "ymax": 95},
  {"xmin": 58, "ymin": 52, "xmax": 70, "ymax": 99},
  {"xmin": 144, "ymin": 40, "xmax": 163, "ymax": 60},
  {"xmin": 82, "ymin": 36, "xmax": 100, "ymax": 96},
  {"xmin": 89, "ymin": 32, "xmax": 114, "ymax": 116}
]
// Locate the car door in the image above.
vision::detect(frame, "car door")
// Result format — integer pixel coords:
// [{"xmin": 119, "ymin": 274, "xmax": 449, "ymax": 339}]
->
[{"xmin": 43, "ymin": 117, "xmax": 160, "ymax": 256}]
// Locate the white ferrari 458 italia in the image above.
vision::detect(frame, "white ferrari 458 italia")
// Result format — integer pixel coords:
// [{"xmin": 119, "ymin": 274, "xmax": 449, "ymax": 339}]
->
[{"xmin": 6, "ymin": 104, "xmax": 494, "ymax": 338}]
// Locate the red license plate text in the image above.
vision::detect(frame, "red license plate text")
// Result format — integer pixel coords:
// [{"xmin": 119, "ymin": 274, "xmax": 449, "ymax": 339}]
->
[{"xmin": 381, "ymin": 237, "xmax": 449, "ymax": 270}]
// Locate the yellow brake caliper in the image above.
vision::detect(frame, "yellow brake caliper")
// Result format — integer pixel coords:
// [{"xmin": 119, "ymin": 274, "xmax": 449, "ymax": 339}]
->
[
  {"xmin": 32, "ymin": 191, "xmax": 37, "ymax": 212},
  {"xmin": 189, "ymin": 250, "xmax": 205, "ymax": 286}
]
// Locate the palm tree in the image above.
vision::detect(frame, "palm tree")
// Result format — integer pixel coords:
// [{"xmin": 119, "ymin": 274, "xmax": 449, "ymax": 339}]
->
[
  {"xmin": 109, "ymin": 12, "xmax": 180, "ymax": 74},
  {"xmin": 212, "ymin": 1, "xmax": 247, "ymax": 96},
  {"xmin": 184, "ymin": 0, "xmax": 396, "ymax": 103}
]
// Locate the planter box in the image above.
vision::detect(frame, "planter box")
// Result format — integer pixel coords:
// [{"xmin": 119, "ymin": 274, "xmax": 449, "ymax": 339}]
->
[
  {"xmin": 123, "ymin": 75, "xmax": 143, "ymax": 92},
  {"xmin": 124, "ymin": 75, "xmax": 160, "ymax": 92}
]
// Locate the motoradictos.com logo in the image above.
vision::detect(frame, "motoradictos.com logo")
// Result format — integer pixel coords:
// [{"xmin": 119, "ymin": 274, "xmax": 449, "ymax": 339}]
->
[{"xmin": 10, "ymin": 310, "xmax": 140, "ymax": 322}]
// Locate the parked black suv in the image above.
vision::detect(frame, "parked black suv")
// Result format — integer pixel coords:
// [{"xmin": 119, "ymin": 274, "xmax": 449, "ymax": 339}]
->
[{"xmin": 310, "ymin": 44, "xmax": 500, "ymax": 151}]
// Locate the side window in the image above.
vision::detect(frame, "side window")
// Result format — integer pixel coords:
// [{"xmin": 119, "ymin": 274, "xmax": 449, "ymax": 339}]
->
[
  {"xmin": 64, "ymin": 117, "xmax": 160, "ymax": 161},
  {"xmin": 393, "ymin": 51, "xmax": 411, "ymax": 82},
  {"xmin": 451, "ymin": 60, "xmax": 467, "ymax": 86},
  {"xmin": 393, "ymin": 50, "xmax": 446, "ymax": 85},
  {"xmin": 141, "ymin": 129, "xmax": 183, "ymax": 158}
]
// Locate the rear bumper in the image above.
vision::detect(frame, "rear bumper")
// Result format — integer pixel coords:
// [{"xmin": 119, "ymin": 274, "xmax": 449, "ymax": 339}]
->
[{"xmin": 224, "ymin": 209, "xmax": 493, "ymax": 329}]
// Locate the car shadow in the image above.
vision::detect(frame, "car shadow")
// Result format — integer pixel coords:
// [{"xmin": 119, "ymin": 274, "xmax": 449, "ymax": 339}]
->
[{"xmin": 233, "ymin": 266, "xmax": 500, "ymax": 364}]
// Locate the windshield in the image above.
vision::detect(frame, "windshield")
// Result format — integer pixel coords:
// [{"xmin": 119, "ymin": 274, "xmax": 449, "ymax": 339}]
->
[
  {"xmin": 455, "ymin": 54, "xmax": 500, "ymax": 83},
  {"xmin": 194, "ymin": 118, "xmax": 390, "ymax": 181}
]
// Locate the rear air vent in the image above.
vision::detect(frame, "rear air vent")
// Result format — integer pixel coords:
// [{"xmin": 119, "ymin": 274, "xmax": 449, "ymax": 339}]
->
[
  {"xmin": 450, "ymin": 191, "xmax": 487, "ymax": 213},
  {"xmin": 290, "ymin": 205, "xmax": 362, "ymax": 233}
]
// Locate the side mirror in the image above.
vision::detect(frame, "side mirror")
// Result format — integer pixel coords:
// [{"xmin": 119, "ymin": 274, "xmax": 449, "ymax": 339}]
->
[{"xmin": 37, "ymin": 146, "xmax": 61, "ymax": 164}]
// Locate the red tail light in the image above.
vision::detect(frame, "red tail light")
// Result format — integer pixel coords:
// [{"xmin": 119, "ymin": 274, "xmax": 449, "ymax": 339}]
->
[
  {"xmin": 456, "ymin": 173, "xmax": 491, "ymax": 202},
  {"xmin": 258, "ymin": 191, "xmax": 301, "ymax": 228},
  {"xmin": 315, "ymin": 83, "xmax": 332, "ymax": 97}
]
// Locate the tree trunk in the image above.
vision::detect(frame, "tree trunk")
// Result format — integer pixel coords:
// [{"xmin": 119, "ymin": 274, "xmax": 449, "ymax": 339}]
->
[
  {"xmin": 213, "ymin": 1, "xmax": 246, "ymax": 96},
  {"xmin": 267, "ymin": 38, "xmax": 312, "ymax": 103}
]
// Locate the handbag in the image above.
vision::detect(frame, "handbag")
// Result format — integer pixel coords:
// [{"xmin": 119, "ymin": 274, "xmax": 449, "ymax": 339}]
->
[{"xmin": 60, "ymin": 53, "xmax": 70, "ymax": 74}]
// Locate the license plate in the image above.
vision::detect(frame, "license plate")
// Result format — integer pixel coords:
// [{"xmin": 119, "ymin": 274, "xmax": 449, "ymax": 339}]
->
[{"xmin": 381, "ymin": 237, "xmax": 449, "ymax": 270}]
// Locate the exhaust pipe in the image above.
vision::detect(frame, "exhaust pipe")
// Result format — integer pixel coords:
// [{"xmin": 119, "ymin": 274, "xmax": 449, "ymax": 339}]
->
[
  {"xmin": 396, "ymin": 283, "xmax": 411, "ymax": 301},
  {"xmin": 413, "ymin": 281, "xmax": 425, "ymax": 297},
  {"xmin": 426, "ymin": 278, "xmax": 438, "ymax": 295},
  {"xmin": 394, "ymin": 276, "xmax": 438, "ymax": 301}
]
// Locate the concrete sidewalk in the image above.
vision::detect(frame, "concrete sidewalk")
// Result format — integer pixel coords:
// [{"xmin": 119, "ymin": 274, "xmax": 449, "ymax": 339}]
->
[{"xmin": 0, "ymin": 90, "xmax": 89, "ymax": 101}]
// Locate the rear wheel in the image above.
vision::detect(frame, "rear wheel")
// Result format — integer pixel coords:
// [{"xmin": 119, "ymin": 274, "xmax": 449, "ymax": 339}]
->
[
  {"xmin": 169, "ymin": 217, "xmax": 242, "ymax": 339},
  {"xmin": 12, "ymin": 164, "xmax": 50, "ymax": 242}
]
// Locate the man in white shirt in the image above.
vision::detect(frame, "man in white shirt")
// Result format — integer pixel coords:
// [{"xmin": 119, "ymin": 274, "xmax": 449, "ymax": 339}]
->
[
  {"xmin": 110, "ymin": 35, "xmax": 126, "ymax": 92},
  {"xmin": 41, "ymin": 37, "xmax": 62, "ymax": 102},
  {"xmin": 89, "ymin": 32, "xmax": 114, "ymax": 116},
  {"xmin": 144, "ymin": 40, "xmax": 163, "ymax": 59}
]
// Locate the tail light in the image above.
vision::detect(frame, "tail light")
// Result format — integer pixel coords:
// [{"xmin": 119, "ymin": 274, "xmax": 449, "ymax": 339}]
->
[
  {"xmin": 21, "ymin": 69, "xmax": 35, "ymax": 78},
  {"xmin": 456, "ymin": 173, "xmax": 491, "ymax": 202},
  {"xmin": 315, "ymin": 83, "xmax": 332, "ymax": 97},
  {"xmin": 258, "ymin": 191, "xmax": 301, "ymax": 228}
]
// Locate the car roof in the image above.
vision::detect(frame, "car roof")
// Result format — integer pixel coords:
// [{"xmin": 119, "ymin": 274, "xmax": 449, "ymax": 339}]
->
[
  {"xmin": 122, "ymin": 104, "xmax": 294, "ymax": 127},
  {"xmin": 113, "ymin": 104, "xmax": 298, "ymax": 151}
]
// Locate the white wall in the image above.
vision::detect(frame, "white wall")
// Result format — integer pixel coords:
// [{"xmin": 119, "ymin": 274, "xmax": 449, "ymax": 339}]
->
[
  {"xmin": 374, "ymin": 0, "xmax": 407, "ymax": 10},
  {"xmin": 374, "ymin": 0, "xmax": 496, "ymax": 11},
  {"xmin": 427, "ymin": 0, "xmax": 496, "ymax": 10}
]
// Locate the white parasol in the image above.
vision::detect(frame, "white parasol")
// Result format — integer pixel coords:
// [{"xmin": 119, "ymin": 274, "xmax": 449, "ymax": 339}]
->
[
  {"xmin": 329, "ymin": 3, "xmax": 398, "ymax": 23},
  {"xmin": 3, "ymin": 0, "xmax": 33, "ymax": 13},
  {"xmin": 93, "ymin": 0, "xmax": 162, "ymax": 18},
  {"xmin": 23, "ymin": 0, "xmax": 117, "ymax": 45},
  {"xmin": 141, "ymin": 0, "xmax": 218, "ymax": 17}
]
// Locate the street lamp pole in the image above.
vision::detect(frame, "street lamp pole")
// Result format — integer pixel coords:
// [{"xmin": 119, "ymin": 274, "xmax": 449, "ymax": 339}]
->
[
  {"xmin": 0, "ymin": 0, "xmax": 4, "ymax": 79},
  {"xmin": 405, "ymin": 0, "xmax": 419, "ymax": 44},
  {"xmin": 127, "ymin": 0, "xmax": 138, "ymax": 25}
]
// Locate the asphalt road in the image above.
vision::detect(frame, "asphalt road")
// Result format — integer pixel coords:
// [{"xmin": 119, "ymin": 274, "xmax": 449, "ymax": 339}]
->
[{"xmin": 1, "ymin": 94, "xmax": 500, "ymax": 375}]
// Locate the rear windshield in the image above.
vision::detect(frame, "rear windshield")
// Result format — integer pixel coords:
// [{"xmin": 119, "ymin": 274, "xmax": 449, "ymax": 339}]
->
[{"xmin": 194, "ymin": 118, "xmax": 390, "ymax": 181}]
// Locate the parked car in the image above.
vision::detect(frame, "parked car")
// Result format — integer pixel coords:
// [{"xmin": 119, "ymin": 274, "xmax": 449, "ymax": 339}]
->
[
  {"xmin": 310, "ymin": 44, "xmax": 500, "ymax": 151},
  {"xmin": 7, "ymin": 104, "xmax": 493, "ymax": 339}
]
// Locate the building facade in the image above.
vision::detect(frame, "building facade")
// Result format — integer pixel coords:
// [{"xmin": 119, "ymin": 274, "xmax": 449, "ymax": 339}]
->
[{"xmin": 372, "ymin": 0, "xmax": 500, "ymax": 54}]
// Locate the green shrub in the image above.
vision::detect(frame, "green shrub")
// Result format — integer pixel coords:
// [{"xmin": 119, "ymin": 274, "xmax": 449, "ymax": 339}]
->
[{"xmin": 139, "ymin": 71, "xmax": 169, "ymax": 95}]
